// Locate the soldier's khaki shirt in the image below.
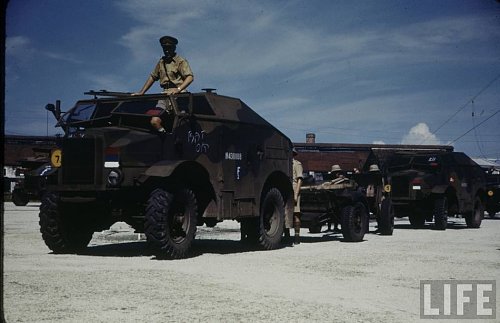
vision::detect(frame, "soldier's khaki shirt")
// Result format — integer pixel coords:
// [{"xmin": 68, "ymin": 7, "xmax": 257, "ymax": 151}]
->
[{"xmin": 150, "ymin": 54, "xmax": 193, "ymax": 89}]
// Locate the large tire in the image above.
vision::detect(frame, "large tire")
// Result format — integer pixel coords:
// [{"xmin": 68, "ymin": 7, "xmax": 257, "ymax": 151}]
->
[
  {"xmin": 409, "ymin": 213, "xmax": 425, "ymax": 228},
  {"xmin": 144, "ymin": 188, "xmax": 198, "ymax": 259},
  {"xmin": 465, "ymin": 196, "xmax": 483, "ymax": 228},
  {"xmin": 434, "ymin": 197, "xmax": 448, "ymax": 230},
  {"xmin": 258, "ymin": 188, "xmax": 285, "ymax": 250},
  {"xmin": 377, "ymin": 198, "xmax": 394, "ymax": 235},
  {"xmin": 341, "ymin": 202, "xmax": 368, "ymax": 242},
  {"xmin": 39, "ymin": 192, "xmax": 94, "ymax": 253},
  {"xmin": 12, "ymin": 188, "xmax": 29, "ymax": 206}
]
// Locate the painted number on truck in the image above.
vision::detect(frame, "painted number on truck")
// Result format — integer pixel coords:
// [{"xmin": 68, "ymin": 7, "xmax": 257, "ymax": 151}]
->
[{"xmin": 51, "ymin": 149, "xmax": 62, "ymax": 168}]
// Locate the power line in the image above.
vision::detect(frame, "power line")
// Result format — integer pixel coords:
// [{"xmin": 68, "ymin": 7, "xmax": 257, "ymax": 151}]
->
[
  {"xmin": 450, "ymin": 109, "xmax": 500, "ymax": 145},
  {"xmin": 420, "ymin": 72, "xmax": 500, "ymax": 144}
]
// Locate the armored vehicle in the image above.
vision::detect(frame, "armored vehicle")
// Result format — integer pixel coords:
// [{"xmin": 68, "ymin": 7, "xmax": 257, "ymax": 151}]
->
[
  {"xmin": 40, "ymin": 90, "xmax": 293, "ymax": 258},
  {"xmin": 387, "ymin": 151, "xmax": 486, "ymax": 230}
]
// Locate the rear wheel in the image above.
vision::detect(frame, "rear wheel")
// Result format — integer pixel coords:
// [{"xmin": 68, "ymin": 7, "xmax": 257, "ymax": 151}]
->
[
  {"xmin": 144, "ymin": 188, "xmax": 198, "ymax": 259},
  {"xmin": 39, "ymin": 192, "xmax": 94, "ymax": 253},
  {"xmin": 434, "ymin": 197, "xmax": 448, "ymax": 230},
  {"xmin": 341, "ymin": 202, "xmax": 368, "ymax": 242},
  {"xmin": 465, "ymin": 196, "xmax": 483, "ymax": 228},
  {"xmin": 377, "ymin": 198, "xmax": 394, "ymax": 235},
  {"xmin": 258, "ymin": 188, "xmax": 285, "ymax": 250}
]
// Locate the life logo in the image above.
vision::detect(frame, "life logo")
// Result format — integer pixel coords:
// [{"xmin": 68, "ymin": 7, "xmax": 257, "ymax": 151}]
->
[{"xmin": 420, "ymin": 280, "xmax": 496, "ymax": 319}]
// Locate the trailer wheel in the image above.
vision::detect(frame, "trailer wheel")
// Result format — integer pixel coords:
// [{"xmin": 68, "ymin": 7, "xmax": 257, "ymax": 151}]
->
[
  {"xmin": 258, "ymin": 188, "xmax": 285, "ymax": 250},
  {"xmin": 145, "ymin": 188, "xmax": 198, "ymax": 259},
  {"xmin": 12, "ymin": 188, "xmax": 29, "ymax": 206},
  {"xmin": 465, "ymin": 196, "xmax": 483, "ymax": 228},
  {"xmin": 377, "ymin": 198, "xmax": 394, "ymax": 235},
  {"xmin": 341, "ymin": 202, "xmax": 368, "ymax": 242},
  {"xmin": 39, "ymin": 192, "xmax": 93, "ymax": 253},
  {"xmin": 434, "ymin": 197, "xmax": 448, "ymax": 230}
]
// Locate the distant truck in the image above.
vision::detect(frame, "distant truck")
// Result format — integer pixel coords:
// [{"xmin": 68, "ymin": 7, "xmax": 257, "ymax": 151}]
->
[
  {"xmin": 11, "ymin": 162, "xmax": 57, "ymax": 206},
  {"xmin": 485, "ymin": 171, "xmax": 500, "ymax": 218},
  {"xmin": 41, "ymin": 90, "xmax": 293, "ymax": 258},
  {"xmin": 387, "ymin": 151, "xmax": 486, "ymax": 229}
]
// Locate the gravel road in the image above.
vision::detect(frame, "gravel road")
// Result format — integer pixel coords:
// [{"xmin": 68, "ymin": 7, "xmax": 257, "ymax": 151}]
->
[{"xmin": 3, "ymin": 202, "xmax": 499, "ymax": 322}]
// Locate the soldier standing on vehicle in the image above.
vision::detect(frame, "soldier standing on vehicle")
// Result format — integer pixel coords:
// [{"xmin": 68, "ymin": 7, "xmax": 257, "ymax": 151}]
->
[
  {"xmin": 292, "ymin": 148, "xmax": 303, "ymax": 245},
  {"xmin": 132, "ymin": 35, "xmax": 194, "ymax": 132}
]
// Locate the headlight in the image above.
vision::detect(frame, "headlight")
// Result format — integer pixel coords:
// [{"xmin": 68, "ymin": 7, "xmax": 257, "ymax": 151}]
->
[
  {"xmin": 107, "ymin": 169, "xmax": 123, "ymax": 186},
  {"xmin": 488, "ymin": 190, "xmax": 494, "ymax": 197}
]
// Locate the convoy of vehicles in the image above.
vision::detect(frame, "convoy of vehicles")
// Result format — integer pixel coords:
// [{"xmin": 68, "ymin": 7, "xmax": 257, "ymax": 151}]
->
[{"xmin": 10, "ymin": 87, "xmax": 488, "ymax": 257}]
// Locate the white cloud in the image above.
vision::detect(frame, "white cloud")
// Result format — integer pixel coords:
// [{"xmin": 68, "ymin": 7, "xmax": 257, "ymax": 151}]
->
[
  {"xmin": 372, "ymin": 140, "xmax": 386, "ymax": 145},
  {"xmin": 6, "ymin": 36, "xmax": 32, "ymax": 57},
  {"xmin": 401, "ymin": 123, "xmax": 441, "ymax": 145}
]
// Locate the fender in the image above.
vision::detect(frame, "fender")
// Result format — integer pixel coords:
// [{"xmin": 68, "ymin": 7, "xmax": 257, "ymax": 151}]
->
[{"xmin": 144, "ymin": 160, "xmax": 185, "ymax": 178}]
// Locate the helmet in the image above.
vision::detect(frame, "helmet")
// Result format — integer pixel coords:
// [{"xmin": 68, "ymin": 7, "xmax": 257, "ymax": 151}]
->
[
  {"xmin": 369, "ymin": 164, "xmax": 380, "ymax": 172},
  {"xmin": 329, "ymin": 164, "xmax": 342, "ymax": 173}
]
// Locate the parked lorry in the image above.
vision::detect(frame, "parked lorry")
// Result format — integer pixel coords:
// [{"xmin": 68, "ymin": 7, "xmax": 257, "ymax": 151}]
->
[
  {"xmin": 40, "ymin": 90, "xmax": 293, "ymax": 258},
  {"xmin": 387, "ymin": 151, "xmax": 486, "ymax": 229}
]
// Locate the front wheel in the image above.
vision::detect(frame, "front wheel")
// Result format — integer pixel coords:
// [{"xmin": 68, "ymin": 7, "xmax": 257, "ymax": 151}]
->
[
  {"xmin": 258, "ymin": 188, "xmax": 285, "ymax": 250},
  {"xmin": 39, "ymin": 192, "xmax": 94, "ymax": 253},
  {"xmin": 144, "ymin": 188, "xmax": 198, "ymax": 259},
  {"xmin": 341, "ymin": 202, "xmax": 368, "ymax": 242},
  {"xmin": 377, "ymin": 198, "xmax": 394, "ymax": 235},
  {"xmin": 465, "ymin": 196, "xmax": 483, "ymax": 228}
]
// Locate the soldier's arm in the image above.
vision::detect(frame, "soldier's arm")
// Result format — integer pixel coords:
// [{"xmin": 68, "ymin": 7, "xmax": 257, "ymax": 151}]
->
[{"xmin": 132, "ymin": 76, "xmax": 155, "ymax": 96}]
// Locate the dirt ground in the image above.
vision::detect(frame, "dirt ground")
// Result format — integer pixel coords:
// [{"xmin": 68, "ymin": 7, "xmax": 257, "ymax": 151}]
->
[{"xmin": 3, "ymin": 201, "xmax": 499, "ymax": 322}]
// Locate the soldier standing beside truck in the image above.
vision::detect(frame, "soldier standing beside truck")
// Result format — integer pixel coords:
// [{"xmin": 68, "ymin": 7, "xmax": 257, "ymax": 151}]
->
[{"xmin": 292, "ymin": 148, "xmax": 304, "ymax": 244}]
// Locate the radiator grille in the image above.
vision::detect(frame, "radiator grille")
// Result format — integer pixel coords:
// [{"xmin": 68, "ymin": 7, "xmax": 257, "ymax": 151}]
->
[
  {"xmin": 62, "ymin": 138, "xmax": 97, "ymax": 184},
  {"xmin": 391, "ymin": 176, "xmax": 410, "ymax": 198}
]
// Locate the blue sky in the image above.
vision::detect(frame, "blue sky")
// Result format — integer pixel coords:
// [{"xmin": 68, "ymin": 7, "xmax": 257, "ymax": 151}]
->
[{"xmin": 5, "ymin": 0, "xmax": 500, "ymax": 159}]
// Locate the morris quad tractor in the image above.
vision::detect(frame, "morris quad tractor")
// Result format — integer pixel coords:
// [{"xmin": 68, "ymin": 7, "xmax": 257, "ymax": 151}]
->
[
  {"xmin": 40, "ymin": 90, "xmax": 293, "ymax": 258},
  {"xmin": 387, "ymin": 151, "xmax": 486, "ymax": 230}
]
